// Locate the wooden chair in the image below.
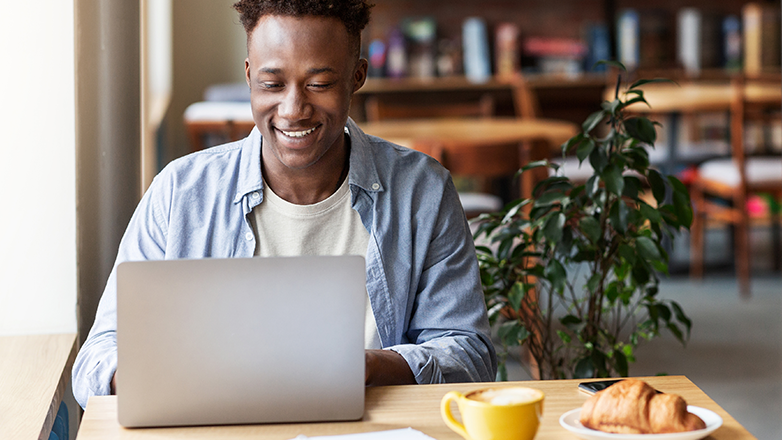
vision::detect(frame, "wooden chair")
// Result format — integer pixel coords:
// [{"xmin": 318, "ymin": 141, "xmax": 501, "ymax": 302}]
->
[
  {"xmin": 183, "ymin": 101, "xmax": 255, "ymax": 152},
  {"xmin": 364, "ymin": 93, "xmax": 509, "ymax": 217},
  {"xmin": 690, "ymin": 76, "xmax": 782, "ymax": 297}
]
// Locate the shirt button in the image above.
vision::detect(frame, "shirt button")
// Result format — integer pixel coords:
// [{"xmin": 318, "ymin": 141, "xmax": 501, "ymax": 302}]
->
[
  {"xmin": 372, "ymin": 183, "xmax": 380, "ymax": 190},
  {"xmin": 245, "ymin": 232, "xmax": 253, "ymax": 241},
  {"xmin": 251, "ymin": 191, "xmax": 260, "ymax": 200}
]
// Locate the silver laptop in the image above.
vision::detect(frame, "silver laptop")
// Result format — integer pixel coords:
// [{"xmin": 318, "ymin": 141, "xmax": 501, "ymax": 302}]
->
[{"xmin": 116, "ymin": 255, "xmax": 366, "ymax": 428}]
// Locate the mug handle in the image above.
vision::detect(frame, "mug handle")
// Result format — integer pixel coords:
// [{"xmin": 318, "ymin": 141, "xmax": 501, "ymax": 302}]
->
[{"xmin": 441, "ymin": 391, "xmax": 471, "ymax": 440}]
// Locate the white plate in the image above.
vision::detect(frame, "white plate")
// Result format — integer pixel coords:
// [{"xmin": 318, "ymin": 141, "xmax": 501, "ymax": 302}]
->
[{"xmin": 559, "ymin": 406, "xmax": 723, "ymax": 440}]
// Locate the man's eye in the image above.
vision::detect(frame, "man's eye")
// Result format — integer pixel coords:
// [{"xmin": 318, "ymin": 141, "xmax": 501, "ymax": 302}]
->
[
  {"xmin": 309, "ymin": 82, "xmax": 334, "ymax": 89},
  {"xmin": 261, "ymin": 82, "xmax": 283, "ymax": 90}
]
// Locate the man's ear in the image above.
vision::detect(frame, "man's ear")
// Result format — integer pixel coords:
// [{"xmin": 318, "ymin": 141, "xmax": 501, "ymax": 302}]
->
[
  {"xmin": 352, "ymin": 58, "xmax": 368, "ymax": 93},
  {"xmin": 245, "ymin": 58, "xmax": 251, "ymax": 88}
]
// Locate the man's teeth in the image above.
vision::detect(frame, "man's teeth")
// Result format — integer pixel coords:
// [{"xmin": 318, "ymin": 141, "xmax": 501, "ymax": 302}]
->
[{"xmin": 280, "ymin": 127, "xmax": 316, "ymax": 138}]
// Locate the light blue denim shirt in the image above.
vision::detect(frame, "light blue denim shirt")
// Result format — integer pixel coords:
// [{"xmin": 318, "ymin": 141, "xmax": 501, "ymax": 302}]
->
[{"xmin": 72, "ymin": 118, "xmax": 497, "ymax": 409}]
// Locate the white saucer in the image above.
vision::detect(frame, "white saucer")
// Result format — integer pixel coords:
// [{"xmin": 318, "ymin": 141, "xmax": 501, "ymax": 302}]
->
[{"xmin": 559, "ymin": 406, "xmax": 723, "ymax": 440}]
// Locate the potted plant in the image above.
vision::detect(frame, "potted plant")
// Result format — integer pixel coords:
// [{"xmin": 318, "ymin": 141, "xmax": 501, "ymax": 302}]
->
[{"xmin": 473, "ymin": 64, "xmax": 694, "ymax": 380}]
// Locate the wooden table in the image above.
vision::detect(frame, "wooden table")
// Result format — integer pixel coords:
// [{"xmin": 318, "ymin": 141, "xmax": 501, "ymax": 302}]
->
[
  {"xmin": 0, "ymin": 333, "xmax": 78, "ymax": 440},
  {"xmin": 358, "ymin": 117, "xmax": 577, "ymax": 151},
  {"xmin": 75, "ymin": 375, "xmax": 754, "ymax": 439},
  {"xmin": 359, "ymin": 117, "xmax": 578, "ymax": 200},
  {"xmin": 618, "ymin": 81, "xmax": 782, "ymax": 113},
  {"xmin": 607, "ymin": 81, "xmax": 782, "ymax": 172}
]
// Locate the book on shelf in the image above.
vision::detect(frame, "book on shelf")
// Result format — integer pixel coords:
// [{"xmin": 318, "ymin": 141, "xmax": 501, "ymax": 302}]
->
[
  {"xmin": 677, "ymin": 8, "xmax": 723, "ymax": 75},
  {"xmin": 522, "ymin": 37, "xmax": 587, "ymax": 76},
  {"xmin": 639, "ymin": 9, "xmax": 676, "ymax": 69},
  {"xmin": 617, "ymin": 9, "xmax": 640, "ymax": 70},
  {"xmin": 584, "ymin": 22, "xmax": 610, "ymax": 72},
  {"xmin": 462, "ymin": 17, "xmax": 491, "ymax": 83},
  {"xmin": 743, "ymin": 2, "xmax": 781, "ymax": 76},
  {"xmin": 402, "ymin": 17, "xmax": 437, "ymax": 79},
  {"xmin": 494, "ymin": 22, "xmax": 520, "ymax": 79},
  {"xmin": 722, "ymin": 15, "xmax": 742, "ymax": 71}
]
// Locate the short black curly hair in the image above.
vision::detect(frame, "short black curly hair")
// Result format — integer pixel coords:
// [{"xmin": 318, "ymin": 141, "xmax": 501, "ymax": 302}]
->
[{"xmin": 233, "ymin": 0, "xmax": 373, "ymax": 55}]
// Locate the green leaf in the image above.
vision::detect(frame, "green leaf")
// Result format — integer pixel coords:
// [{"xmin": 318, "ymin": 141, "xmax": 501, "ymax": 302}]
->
[
  {"xmin": 560, "ymin": 314, "xmax": 582, "ymax": 329},
  {"xmin": 535, "ymin": 191, "xmax": 567, "ymax": 207},
  {"xmin": 622, "ymin": 176, "xmax": 642, "ymax": 200},
  {"xmin": 508, "ymin": 281, "xmax": 526, "ymax": 311},
  {"xmin": 498, "ymin": 320, "xmax": 529, "ymax": 347},
  {"xmin": 606, "ymin": 281, "xmax": 620, "ymax": 302},
  {"xmin": 574, "ymin": 356, "xmax": 595, "ymax": 379},
  {"xmin": 669, "ymin": 176, "xmax": 693, "ymax": 227},
  {"xmin": 670, "ymin": 301, "xmax": 692, "ymax": 339},
  {"xmin": 580, "ymin": 216, "xmax": 601, "ymax": 243},
  {"xmin": 586, "ymin": 272, "xmax": 602, "ymax": 294},
  {"xmin": 667, "ymin": 175, "xmax": 689, "ymax": 195},
  {"xmin": 609, "ymin": 201, "xmax": 629, "ymax": 233},
  {"xmin": 622, "ymin": 96, "xmax": 650, "ymax": 108},
  {"xmin": 624, "ymin": 117, "xmax": 657, "ymax": 144},
  {"xmin": 666, "ymin": 322, "xmax": 685, "ymax": 344},
  {"xmin": 602, "ymin": 165, "xmax": 625, "ymax": 196},
  {"xmin": 544, "ymin": 213, "xmax": 566, "ymax": 243},
  {"xmin": 582, "ymin": 110, "xmax": 607, "ymax": 134},
  {"xmin": 586, "ymin": 175, "xmax": 600, "ymax": 197},
  {"xmin": 622, "ymin": 344, "xmax": 634, "ymax": 358},
  {"xmin": 557, "ymin": 330, "xmax": 572, "ymax": 344},
  {"xmin": 648, "ymin": 169, "xmax": 667, "ymax": 206},
  {"xmin": 632, "ymin": 263, "xmax": 650, "ymax": 285},
  {"xmin": 576, "ymin": 138, "xmax": 596, "ymax": 163},
  {"xmin": 496, "ymin": 361, "xmax": 508, "ymax": 382},
  {"xmin": 589, "ymin": 145, "xmax": 609, "ymax": 173},
  {"xmin": 655, "ymin": 303, "xmax": 672, "ymax": 321},
  {"xmin": 639, "ymin": 201, "xmax": 662, "ymax": 223},
  {"xmin": 521, "ymin": 159, "xmax": 552, "ymax": 172},
  {"xmin": 594, "ymin": 60, "xmax": 626, "ymax": 72},
  {"xmin": 636, "ymin": 236, "xmax": 662, "ymax": 261},
  {"xmin": 561, "ymin": 133, "xmax": 585, "ymax": 154},
  {"xmin": 501, "ymin": 199, "xmax": 532, "ymax": 223},
  {"xmin": 613, "ymin": 349, "xmax": 629, "ymax": 377},
  {"xmin": 544, "ymin": 259, "xmax": 567, "ymax": 292}
]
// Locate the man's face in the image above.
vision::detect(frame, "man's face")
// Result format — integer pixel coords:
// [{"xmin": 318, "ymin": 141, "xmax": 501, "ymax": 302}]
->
[{"xmin": 245, "ymin": 15, "xmax": 367, "ymax": 173}]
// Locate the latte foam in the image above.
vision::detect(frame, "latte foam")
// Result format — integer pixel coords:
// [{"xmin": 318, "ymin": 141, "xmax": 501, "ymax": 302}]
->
[{"xmin": 468, "ymin": 387, "xmax": 543, "ymax": 406}]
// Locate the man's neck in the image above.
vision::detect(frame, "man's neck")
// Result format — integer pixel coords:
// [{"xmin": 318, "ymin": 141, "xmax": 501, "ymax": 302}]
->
[{"xmin": 262, "ymin": 136, "xmax": 350, "ymax": 205}]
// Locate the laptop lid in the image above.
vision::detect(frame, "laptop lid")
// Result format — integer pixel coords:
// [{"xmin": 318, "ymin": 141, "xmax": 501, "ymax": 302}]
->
[{"xmin": 116, "ymin": 255, "xmax": 366, "ymax": 428}]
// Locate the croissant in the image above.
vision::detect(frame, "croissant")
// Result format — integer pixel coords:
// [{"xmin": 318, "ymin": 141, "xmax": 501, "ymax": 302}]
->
[{"xmin": 580, "ymin": 379, "xmax": 706, "ymax": 434}]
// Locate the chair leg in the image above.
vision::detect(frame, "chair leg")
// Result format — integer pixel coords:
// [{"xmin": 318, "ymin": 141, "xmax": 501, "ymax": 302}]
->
[
  {"xmin": 735, "ymin": 206, "xmax": 751, "ymax": 298},
  {"xmin": 690, "ymin": 186, "xmax": 705, "ymax": 279},
  {"xmin": 772, "ymin": 209, "xmax": 781, "ymax": 272}
]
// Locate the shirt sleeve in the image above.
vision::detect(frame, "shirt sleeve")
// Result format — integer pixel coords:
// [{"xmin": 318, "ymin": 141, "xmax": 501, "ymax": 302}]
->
[
  {"xmin": 71, "ymin": 177, "xmax": 168, "ymax": 409},
  {"xmin": 388, "ymin": 177, "xmax": 497, "ymax": 384}
]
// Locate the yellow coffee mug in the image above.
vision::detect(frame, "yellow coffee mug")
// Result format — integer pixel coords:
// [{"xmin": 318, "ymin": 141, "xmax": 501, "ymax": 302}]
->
[{"xmin": 441, "ymin": 387, "xmax": 544, "ymax": 440}]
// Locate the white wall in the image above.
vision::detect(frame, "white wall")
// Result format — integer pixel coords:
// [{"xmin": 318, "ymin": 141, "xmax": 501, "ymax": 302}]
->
[{"xmin": 0, "ymin": 3, "xmax": 77, "ymax": 334}]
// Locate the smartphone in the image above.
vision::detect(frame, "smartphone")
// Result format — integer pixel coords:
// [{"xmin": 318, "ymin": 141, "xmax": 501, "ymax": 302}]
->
[
  {"xmin": 578, "ymin": 379, "xmax": 625, "ymax": 395},
  {"xmin": 578, "ymin": 379, "xmax": 662, "ymax": 395}
]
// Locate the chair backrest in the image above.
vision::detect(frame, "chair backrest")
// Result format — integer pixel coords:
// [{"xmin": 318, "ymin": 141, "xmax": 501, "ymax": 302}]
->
[
  {"xmin": 730, "ymin": 73, "xmax": 782, "ymax": 192},
  {"xmin": 364, "ymin": 94, "xmax": 495, "ymax": 122},
  {"xmin": 510, "ymin": 75, "xmax": 540, "ymax": 119}
]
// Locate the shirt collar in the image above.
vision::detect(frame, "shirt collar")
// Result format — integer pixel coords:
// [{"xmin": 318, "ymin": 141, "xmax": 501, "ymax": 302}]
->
[
  {"xmin": 345, "ymin": 118, "xmax": 384, "ymax": 193},
  {"xmin": 234, "ymin": 126, "xmax": 263, "ymax": 204}
]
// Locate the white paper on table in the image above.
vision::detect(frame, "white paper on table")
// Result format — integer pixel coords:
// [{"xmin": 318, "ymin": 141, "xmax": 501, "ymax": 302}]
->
[{"xmin": 290, "ymin": 428, "xmax": 438, "ymax": 440}]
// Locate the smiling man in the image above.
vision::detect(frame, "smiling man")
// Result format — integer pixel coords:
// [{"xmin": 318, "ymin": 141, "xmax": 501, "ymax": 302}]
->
[{"xmin": 71, "ymin": 0, "xmax": 496, "ymax": 409}]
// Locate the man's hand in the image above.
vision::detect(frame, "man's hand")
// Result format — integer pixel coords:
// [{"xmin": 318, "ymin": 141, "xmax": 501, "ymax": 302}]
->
[
  {"xmin": 110, "ymin": 370, "xmax": 117, "ymax": 395},
  {"xmin": 364, "ymin": 349, "xmax": 416, "ymax": 386}
]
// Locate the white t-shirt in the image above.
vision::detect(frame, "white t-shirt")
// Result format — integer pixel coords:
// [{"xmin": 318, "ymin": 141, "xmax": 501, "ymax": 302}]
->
[{"xmin": 251, "ymin": 176, "xmax": 381, "ymax": 349}]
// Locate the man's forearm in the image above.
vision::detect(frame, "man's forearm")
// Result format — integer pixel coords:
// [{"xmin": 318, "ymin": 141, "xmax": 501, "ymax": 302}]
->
[{"xmin": 364, "ymin": 349, "xmax": 416, "ymax": 386}]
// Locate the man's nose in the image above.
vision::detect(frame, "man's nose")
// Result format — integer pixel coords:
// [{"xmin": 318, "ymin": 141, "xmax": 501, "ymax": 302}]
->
[{"xmin": 277, "ymin": 86, "xmax": 311, "ymax": 121}]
